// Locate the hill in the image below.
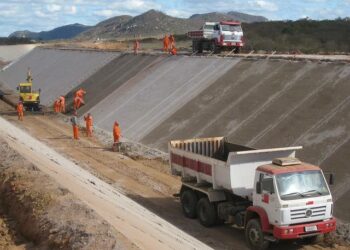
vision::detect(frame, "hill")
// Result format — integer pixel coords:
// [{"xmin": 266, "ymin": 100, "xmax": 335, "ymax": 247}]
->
[
  {"xmin": 9, "ymin": 23, "xmax": 91, "ymax": 41},
  {"xmin": 78, "ymin": 9, "xmax": 267, "ymax": 40}
]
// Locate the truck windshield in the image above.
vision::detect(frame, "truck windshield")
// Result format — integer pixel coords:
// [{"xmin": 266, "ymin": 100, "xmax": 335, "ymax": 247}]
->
[
  {"xmin": 20, "ymin": 86, "xmax": 31, "ymax": 93},
  {"xmin": 221, "ymin": 25, "xmax": 242, "ymax": 32},
  {"xmin": 276, "ymin": 170, "xmax": 329, "ymax": 200},
  {"xmin": 204, "ymin": 25, "xmax": 214, "ymax": 30}
]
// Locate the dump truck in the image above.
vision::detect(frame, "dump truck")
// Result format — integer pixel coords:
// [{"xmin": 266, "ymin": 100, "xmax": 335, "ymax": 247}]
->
[
  {"xmin": 17, "ymin": 81, "xmax": 41, "ymax": 111},
  {"xmin": 188, "ymin": 21, "xmax": 244, "ymax": 54},
  {"xmin": 169, "ymin": 137, "xmax": 336, "ymax": 250}
]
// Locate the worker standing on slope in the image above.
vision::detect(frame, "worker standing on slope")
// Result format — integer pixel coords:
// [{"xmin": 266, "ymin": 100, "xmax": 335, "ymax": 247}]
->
[
  {"xmin": 74, "ymin": 88, "xmax": 86, "ymax": 110},
  {"xmin": 59, "ymin": 95, "xmax": 65, "ymax": 113},
  {"xmin": 163, "ymin": 34, "xmax": 169, "ymax": 52},
  {"xmin": 16, "ymin": 101, "xmax": 24, "ymax": 121},
  {"xmin": 113, "ymin": 121, "xmax": 121, "ymax": 152},
  {"xmin": 54, "ymin": 99, "xmax": 60, "ymax": 113},
  {"xmin": 134, "ymin": 39, "xmax": 140, "ymax": 55},
  {"xmin": 84, "ymin": 113, "xmax": 93, "ymax": 137},
  {"xmin": 169, "ymin": 34, "xmax": 175, "ymax": 51},
  {"xmin": 70, "ymin": 111, "xmax": 79, "ymax": 140}
]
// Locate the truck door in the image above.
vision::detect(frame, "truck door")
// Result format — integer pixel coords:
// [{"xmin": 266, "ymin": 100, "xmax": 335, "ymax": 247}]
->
[
  {"xmin": 213, "ymin": 24, "xmax": 220, "ymax": 43},
  {"xmin": 255, "ymin": 172, "xmax": 279, "ymax": 224}
]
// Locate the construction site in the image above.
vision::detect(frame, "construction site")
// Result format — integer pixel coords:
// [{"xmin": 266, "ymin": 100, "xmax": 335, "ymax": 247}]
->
[{"xmin": 0, "ymin": 43, "xmax": 350, "ymax": 250}]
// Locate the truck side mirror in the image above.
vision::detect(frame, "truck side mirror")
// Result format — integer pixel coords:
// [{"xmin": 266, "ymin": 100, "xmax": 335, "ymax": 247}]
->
[
  {"xmin": 324, "ymin": 172, "xmax": 335, "ymax": 186},
  {"xmin": 256, "ymin": 182, "xmax": 261, "ymax": 194}
]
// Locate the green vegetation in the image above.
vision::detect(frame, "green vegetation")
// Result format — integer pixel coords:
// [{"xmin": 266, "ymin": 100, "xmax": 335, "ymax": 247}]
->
[
  {"xmin": 242, "ymin": 19, "xmax": 350, "ymax": 53},
  {"xmin": 0, "ymin": 37, "xmax": 33, "ymax": 45}
]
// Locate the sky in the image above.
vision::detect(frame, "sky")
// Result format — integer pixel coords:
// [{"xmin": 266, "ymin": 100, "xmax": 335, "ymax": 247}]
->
[{"xmin": 0, "ymin": 0, "xmax": 349, "ymax": 36}]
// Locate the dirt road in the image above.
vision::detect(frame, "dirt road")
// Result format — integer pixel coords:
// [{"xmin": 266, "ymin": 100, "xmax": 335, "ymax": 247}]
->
[{"xmin": 0, "ymin": 99, "xmax": 348, "ymax": 250}]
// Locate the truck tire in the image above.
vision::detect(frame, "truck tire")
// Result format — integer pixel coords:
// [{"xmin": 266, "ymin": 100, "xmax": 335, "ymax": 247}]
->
[
  {"xmin": 192, "ymin": 40, "xmax": 198, "ymax": 53},
  {"xmin": 180, "ymin": 190, "xmax": 198, "ymax": 218},
  {"xmin": 198, "ymin": 42, "xmax": 203, "ymax": 53},
  {"xmin": 210, "ymin": 41, "xmax": 220, "ymax": 54},
  {"xmin": 197, "ymin": 197, "xmax": 217, "ymax": 227},
  {"xmin": 245, "ymin": 219, "xmax": 269, "ymax": 250}
]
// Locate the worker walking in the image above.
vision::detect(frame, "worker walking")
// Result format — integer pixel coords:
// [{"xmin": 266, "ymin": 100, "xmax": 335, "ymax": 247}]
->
[
  {"xmin": 70, "ymin": 111, "xmax": 79, "ymax": 140},
  {"xmin": 59, "ymin": 95, "xmax": 65, "ymax": 113},
  {"xmin": 16, "ymin": 101, "xmax": 24, "ymax": 121},
  {"xmin": 113, "ymin": 121, "xmax": 121, "ymax": 151},
  {"xmin": 163, "ymin": 34, "xmax": 169, "ymax": 52},
  {"xmin": 84, "ymin": 113, "xmax": 93, "ymax": 137}
]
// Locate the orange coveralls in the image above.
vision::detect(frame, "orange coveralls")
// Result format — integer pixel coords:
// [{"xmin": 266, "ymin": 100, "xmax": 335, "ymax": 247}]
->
[
  {"xmin": 84, "ymin": 114, "xmax": 93, "ymax": 137},
  {"xmin": 54, "ymin": 100, "xmax": 60, "ymax": 113},
  {"xmin": 59, "ymin": 96, "xmax": 65, "ymax": 113},
  {"xmin": 74, "ymin": 89, "xmax": 86, "ymax": 110},
  {"xmin": 71, "ymin": 115, "xmax": 79, "ymax": 140},
  {"xmin": 16, "ymin": 103, "xmax": 24, "ymax": 121},
  {"xmin": 163, "ymin": 35, "xmax": 169, "ymax": 52},
  {"xmin": 113, "ymin": 123, "xmax": 121, "ymax": 144},
  {"xmin": 134, "ymin": 40, "xmax": 140, "ymax": 55},
  {"xmin": 169, "ymin": 35, "xmax": 175, "ymax": 50}
]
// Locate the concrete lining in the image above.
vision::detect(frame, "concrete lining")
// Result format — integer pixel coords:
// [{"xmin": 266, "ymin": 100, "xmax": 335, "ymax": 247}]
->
[{"xmin": 0, "ymin": 48, "xmax": 119, "ymax": 105}]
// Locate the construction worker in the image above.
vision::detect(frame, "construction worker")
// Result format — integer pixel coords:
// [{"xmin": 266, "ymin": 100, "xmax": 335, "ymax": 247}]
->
[
  {"xmin": 134, "ymin": 39, "xmax": 140, "ymax": 55},
  {"xmin": 74, "ymin": 88, "xmax": 86, "ymax": 110},
  {"xmin": 170, "ymin": 47, "xmax": 177, "ymax": 56},
  {"xmin": 163, "ymin": 34, "xmax": 169, "ymax": 52},
  {"xmin": 169, "ymin": 34, "xmax": 175, "ymax": 51},
  {"xmin": 54, "ymin": 99, "xmax": 60, "ymax": 113},
  {"xmin": 84, "ymin": 113, "xmax": 93, "ymax": 137},
  {"xmin": 16, "ymin": 101, "xmax": 24, "ymax": 121},
  {"xmin": 113, "ymin": 121, "xmax": 121, "ymax": 151},
  {"xmin": 70, "ymin": 111, "xmax": 79, "ymax": 140},
  {"xmin": 26, "ymin": 67, "xmax": 32, "ymax": 82},
  {"xmin": 59, "ymin": 95, "xmax": 65, "ymax": 113}
]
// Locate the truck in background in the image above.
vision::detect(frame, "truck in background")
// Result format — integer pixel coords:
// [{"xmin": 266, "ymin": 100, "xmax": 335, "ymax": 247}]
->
[
  {"xmin": 169, "ymin": 137, "xmax": 336, "ymax": 250},
  {"xmin": 188, "ymin": 21, "xmax": 244, "ymax": 54}
]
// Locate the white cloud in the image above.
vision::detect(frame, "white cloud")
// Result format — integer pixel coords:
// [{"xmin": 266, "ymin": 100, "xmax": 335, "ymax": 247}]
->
[
  {"xmin": 94, "ymin": 9, "xmax": 114, "ymax": 18},
  {"xmin": 65, "ymin": 5, "xmax": 77, "ymax": 14},
  {"xmin": 47, "ymin": 4, "xmax": 61, "ymax": 12},
  {"xmin": 254, "ymin": 0, "xmax": 278, "ymax": 12}
]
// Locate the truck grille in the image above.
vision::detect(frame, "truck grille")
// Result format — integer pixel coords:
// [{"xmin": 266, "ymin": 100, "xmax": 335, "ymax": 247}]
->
[{"xmin": 290, "ymin": 206, "xmax": 326, "ymax": 220}]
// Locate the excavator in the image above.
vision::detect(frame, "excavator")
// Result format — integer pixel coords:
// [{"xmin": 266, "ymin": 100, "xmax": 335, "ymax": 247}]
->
[{"xmin": 17, "ymin": 68, "xmax": 41, "ymax": 111}]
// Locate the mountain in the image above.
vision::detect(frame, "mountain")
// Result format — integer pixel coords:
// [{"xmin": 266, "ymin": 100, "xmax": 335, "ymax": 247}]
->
[
  {"xmin": 9, "ymin": 23, "xmax": 91, "ymax": 40},
  {"xmin": 78, "ymin": 9, "xmax": 268, "ymax": 40}
]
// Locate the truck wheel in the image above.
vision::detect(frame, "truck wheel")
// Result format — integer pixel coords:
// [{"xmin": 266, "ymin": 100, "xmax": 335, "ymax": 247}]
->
[
  {"xmin": 197, "ymin": 197, "xmax": 217, "ymax": 227},
  {"xmin": 180, "ymin": 190, "xmax": 198, "ymax": 218},
  {"xmin": 198, "ymin": 42, "xmax": 203, "ymax": 53},
  {"xmin": 192, "ymin": 41, "xmax": 198, "ymax": 53},
  {"xmin": 245, "ymin": 219, "xmax": 269, "ymax": 250},
  {"xmin": 210, "ymin": 41, "xmax": 220, "ymax": 54}
]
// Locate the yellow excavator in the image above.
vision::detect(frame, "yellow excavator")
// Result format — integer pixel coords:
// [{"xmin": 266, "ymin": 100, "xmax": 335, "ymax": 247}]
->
[{"xmin": 17, "ymin": 68, "xmax": 41, "ymax": 111}]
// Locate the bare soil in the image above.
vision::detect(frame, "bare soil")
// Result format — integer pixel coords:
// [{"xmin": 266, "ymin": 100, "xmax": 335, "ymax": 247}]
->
[{"xmin": 0, "ymin": 135, "xmax": 135, "ymax": 249}]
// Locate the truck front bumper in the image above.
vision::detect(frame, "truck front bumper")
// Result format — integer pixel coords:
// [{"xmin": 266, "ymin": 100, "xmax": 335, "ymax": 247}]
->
[{"xmin": 273, "ymin": 218, "xmax": 336, "ymax": 239}]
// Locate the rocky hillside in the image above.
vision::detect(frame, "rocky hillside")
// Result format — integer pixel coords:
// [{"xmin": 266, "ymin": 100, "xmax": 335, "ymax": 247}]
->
[
  {"xmin": 9, "ymin": 23, "xmax": 91, "ymax": 41},
  {"xmin": 78, "ymin": 9, "xmax": 267, "ymax": 40}
]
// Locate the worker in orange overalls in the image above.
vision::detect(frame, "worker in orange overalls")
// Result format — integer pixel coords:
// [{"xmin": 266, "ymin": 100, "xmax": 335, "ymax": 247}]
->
[
  {"xmin": 134, "ymin": 39, "xmax": 140, "ymax": 55},
  {"xmin": 170, "ymin": 47, "xmax": 177, "ymax": 56},
  {"xmin": 16, "ymin": 101, "xmax": 24, "ymax": 121},
  {"xmin": 59, "ymin": 95, "xmax": 65, "ymax": 113},
  {"xmin": 54, "ymin": 99, "xmax": 60, "ymax": 113},
  {"xmin": 113, "ymin": 121, "xmax": 121, "ymax": 151},
  {"xmin": 74, "ymin": 88, "xmax": 86, "ymax": 110},
  {"xmin": 70, "ymin": 111, "xmax": 79, "ymax": 140},
  {"xmin": 84, "ymin": 113, "xmax": 93, "ymax": 137},
  {"xmin": 169, "ymin": 34, "xmax": 175, "ymax": 51},
  {"xmin": 163, "ymin": 34, "xmax": 169, "ymax": 52}
]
